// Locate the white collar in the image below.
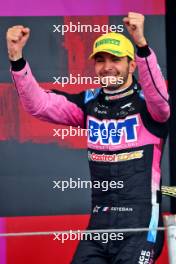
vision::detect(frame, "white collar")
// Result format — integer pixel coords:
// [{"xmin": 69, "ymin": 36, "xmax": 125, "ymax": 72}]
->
[{"xmin": 103, "ymin": 86, "xmax": 129, "ymax": 94}]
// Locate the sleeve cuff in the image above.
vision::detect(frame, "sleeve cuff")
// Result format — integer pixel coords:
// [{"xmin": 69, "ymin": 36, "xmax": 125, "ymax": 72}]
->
[
  {"xmin": 10, "ymin": 58, "xmax": 26, "ymax": 71},
  {"xmin": 136, "ymin": 45, "xmax": 151, "ymax": 58}
]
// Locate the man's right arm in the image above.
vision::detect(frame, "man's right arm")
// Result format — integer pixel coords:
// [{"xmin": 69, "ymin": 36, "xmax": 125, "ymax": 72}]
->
[{"xmin": 7, "ymin": 25, "xmax": 84, "ymax": 127}]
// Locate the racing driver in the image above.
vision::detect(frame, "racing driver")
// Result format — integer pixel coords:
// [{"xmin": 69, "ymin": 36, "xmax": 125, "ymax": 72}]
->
[{"xmin": 7, "ymin": 12, "xmax": 170, "ymax": 264}]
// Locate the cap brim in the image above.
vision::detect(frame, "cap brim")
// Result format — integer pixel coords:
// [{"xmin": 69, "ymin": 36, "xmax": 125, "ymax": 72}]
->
[{"xmin": 89, "ymin": 49, "xmax": 134, "ymax": 60}]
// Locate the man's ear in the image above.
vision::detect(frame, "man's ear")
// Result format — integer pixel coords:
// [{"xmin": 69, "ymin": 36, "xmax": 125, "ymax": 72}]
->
[{"xmin": 129, "ymin": 60, "xmax": 137, "ymax": 74}]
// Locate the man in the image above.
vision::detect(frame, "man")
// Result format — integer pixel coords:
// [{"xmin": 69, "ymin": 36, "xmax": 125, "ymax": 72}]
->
[{"xmin": 7, "ymin": 12, "xmax": 170, "ymax": 263}]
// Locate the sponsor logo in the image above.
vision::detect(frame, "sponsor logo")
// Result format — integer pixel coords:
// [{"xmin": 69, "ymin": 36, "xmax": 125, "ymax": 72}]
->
[
  {"xmin": 87, "ymin": 115, "xmax": 139, "ymax": 145},
  {"xmin": 118, "ymin": 110, "xmax": 128, "ymax": 118},
  {"xmin": 93, "ymin": 206, "xmax": 133, "ymax": 213},
  {"xmin": 116, "ymin": 104, "xmax": 135, "ymax": 117},
  {"xmin": 138, "ymin": 250, "xmax": 154, "ymax": 264},
  {"xmin": 120, "ymin": 103, "xmax": 132, "ymax": 109},
  {"xmin": 88, "ymin": 150, "xmax": 143, "ymax": 162},
  {"xmin": 94, "ymin": 107, "xmax": 107, "ymax": 114},
  {"xmin": 128, "ymin": 106, "xmax": 135, "ymax": 112},
  {"xmin": 95, "ymin": 38, "xmax": 120, "ymax": 48},
  {"xmin": 93, "ymin": 205, "xmax": 101, "ymax": 213},
  {"xmin": 97, "ymin": 103, "xmax": 109, "ymax": 109}
]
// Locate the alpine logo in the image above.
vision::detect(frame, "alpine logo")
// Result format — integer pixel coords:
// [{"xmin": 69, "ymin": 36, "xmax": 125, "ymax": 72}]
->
[{"xmin": 87, "ymin": 115, "xmax": 139, "ymax": 145}]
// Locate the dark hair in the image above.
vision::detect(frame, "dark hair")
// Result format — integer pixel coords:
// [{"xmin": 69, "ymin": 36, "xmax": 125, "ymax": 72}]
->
[
  {"xmin": 127, "ymin": 56, "xmax": 132, "ymax": 63},
  {"xmin": 94, "ymin": 53, "xmax": 133, "ymax": 62}
]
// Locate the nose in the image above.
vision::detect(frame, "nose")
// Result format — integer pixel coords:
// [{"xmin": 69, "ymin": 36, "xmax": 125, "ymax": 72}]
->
[{"xmin": 102, "ymin": 59, "xmax": 113, "ymax": 72}]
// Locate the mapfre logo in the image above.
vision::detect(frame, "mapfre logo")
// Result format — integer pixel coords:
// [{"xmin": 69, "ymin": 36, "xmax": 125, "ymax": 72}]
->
[{"xmin": 87, "ymin": 115, "xmax": 139, "ymax": 145}]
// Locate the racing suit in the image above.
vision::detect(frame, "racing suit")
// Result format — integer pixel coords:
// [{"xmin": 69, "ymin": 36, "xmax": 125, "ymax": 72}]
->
[{"xmin": 11, "ymin": 45, "xmax": 170, "ymax": 264}]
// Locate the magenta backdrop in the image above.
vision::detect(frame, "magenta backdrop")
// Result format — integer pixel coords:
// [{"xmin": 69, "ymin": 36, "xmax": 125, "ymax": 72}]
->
[{"xmin": 0, "ymin": 0, "xmax": 165, "ymax": 16}]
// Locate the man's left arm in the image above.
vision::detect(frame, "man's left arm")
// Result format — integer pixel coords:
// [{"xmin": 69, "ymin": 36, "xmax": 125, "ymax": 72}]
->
[
  {"xmin": 123, "ymin": 12, "xmax": 170, "ymax": 122},
  {"xmin": 136, "ymin": 45, "xmax": 170, "ymax": 122}
]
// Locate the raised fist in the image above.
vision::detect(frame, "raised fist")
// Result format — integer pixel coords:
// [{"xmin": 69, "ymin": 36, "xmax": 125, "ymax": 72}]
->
[
  {"xmin": 6, "ymin": 25, "xmax": 30, "ymax": 61},
  {"xmin": 123, "ymin": 12, "xmax": 147, "ymax": 47}
]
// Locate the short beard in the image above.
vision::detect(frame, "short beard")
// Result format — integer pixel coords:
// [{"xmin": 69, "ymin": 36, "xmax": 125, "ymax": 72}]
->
[{"xmin": 101, "ymin": 74, "xmax": 129, "ymax": 91}]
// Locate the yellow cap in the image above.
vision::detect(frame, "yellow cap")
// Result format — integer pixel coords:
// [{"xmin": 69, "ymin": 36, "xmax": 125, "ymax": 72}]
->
[{"xmin": 89, "ymin": 32, "xmax": 134, "ymax": 60}]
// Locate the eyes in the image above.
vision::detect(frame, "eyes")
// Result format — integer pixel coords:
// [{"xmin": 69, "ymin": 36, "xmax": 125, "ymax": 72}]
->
[
  {"xmin": 94, "ymin": 57, "xmax": 104, "ymax": 63},
  {"xmin": 95, "ymin": 56, "xmax": 122, "ymax": 63},
  {"xmin": 112, "ymin": 57, "xmax": 122, "ymax": 62}
]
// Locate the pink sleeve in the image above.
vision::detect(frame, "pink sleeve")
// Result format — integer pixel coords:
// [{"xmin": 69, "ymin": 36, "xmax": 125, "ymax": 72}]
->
[
  {"xmin": 135, "ymin": 49, "xmax": 170, "ymax": 122},
  {"xmin": 11, "ymin": 62, "xmax": 84, "ymax": 127}
]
